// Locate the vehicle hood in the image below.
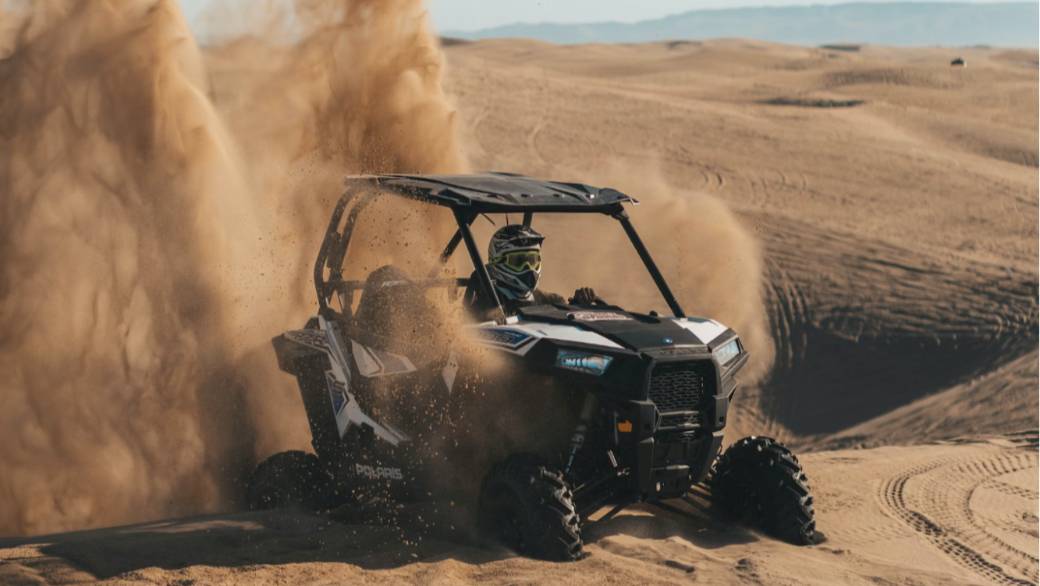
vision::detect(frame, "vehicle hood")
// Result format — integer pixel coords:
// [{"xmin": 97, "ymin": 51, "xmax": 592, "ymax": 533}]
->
[{"xmin": 474, "ymin": 305, "xmax": 731, "ymax": 354}]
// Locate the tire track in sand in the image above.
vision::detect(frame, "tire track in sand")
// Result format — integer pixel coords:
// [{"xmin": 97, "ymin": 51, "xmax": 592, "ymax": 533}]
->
[
  {"xmin": 878, "ymin": 450, "xmax": 1038, "ymax": 586},
  {"xmin": 745, "ymin": 212, "xmax": 1038, "ymax": 436}
]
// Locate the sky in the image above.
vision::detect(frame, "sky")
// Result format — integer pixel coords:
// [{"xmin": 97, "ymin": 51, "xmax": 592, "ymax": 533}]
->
[{"xmin": 178, "ymin": 0, "xmax": 1017, "ymax": 32}]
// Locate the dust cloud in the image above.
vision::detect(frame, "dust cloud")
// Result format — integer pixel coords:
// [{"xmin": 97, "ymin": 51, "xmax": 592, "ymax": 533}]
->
[
  {"xmin": 0, "ymin": 0, "xmax": 768, "ymax": 538},
  {"xmin": 203, "ymin": 0, "xmax": 467, "ymax": 459},
  {"xmin": 536, "ymin": 163, "xmax": 773, "ymax": 383},
  {"xmin": 0, "ymin": 0, "xmax": 465, "ymax": 536}
]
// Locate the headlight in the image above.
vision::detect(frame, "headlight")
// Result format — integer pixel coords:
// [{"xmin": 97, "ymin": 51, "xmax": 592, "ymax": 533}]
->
[
  {"xmin": 714, "ymin": 339, "xmax": 741, "ymax": 365},
  {"xmin": 556, "ymin": 350, "xmax": 613, "ymax": 376}
]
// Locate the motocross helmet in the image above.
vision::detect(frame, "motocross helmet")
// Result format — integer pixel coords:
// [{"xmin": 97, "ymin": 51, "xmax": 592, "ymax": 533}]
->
[{"xmin": 487, "ymin": 225, "xmax": 544, "ymax": 301}]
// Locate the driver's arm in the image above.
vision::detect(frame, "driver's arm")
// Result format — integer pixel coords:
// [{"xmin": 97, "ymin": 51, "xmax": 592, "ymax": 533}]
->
[
  {"xmin": 569, "ymin": 287, "xmax": 606, "ymax": 306},
  {"xmin": 532, "ymin": 288, "xmax": 605, "ymax": 306},
  {"xmin": 533, "ymin": 290, "xmax": 565, "ymax": 305}
]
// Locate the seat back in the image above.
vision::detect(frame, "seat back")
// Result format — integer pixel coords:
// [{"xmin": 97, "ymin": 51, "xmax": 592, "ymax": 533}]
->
[{"xmin": 352, "ymin": 265, "xmax": 447, "ymax": 365}]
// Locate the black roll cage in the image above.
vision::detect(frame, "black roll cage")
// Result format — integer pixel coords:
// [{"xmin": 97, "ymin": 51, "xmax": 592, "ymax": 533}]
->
[{"xmin": 314, "ymin": 176, "xmax": 686, "ymax": 321}]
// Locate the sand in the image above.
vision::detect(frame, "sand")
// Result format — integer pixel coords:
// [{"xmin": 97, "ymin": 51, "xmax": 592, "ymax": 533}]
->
[
  {"xmin": 1, "ymin": 438, "xmax": 1035, "ymax": 585},
  {"xmin": 0, "ymin": 38, "xmax": 1036, "ymax": 585}
]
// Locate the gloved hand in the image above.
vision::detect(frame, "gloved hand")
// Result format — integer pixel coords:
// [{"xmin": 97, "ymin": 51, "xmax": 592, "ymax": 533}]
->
[{"xmin": 570, "ymin": 287, "xmax": 601, "ymax": 306}]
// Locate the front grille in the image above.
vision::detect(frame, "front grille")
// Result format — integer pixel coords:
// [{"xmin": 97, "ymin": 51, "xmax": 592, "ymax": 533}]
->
[
  {"xmin": 660, "ymin": 412, "xmax": 698, "ymax": 427},
  {"xmin": 648, "ymin": 362, "xmax": 712, "ymax": 422},
  {"xmin": 646, "ymin": 345, "xmax": 704, "ymax": 358}
]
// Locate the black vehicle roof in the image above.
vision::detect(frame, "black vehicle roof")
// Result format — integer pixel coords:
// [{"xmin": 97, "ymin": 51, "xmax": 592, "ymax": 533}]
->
[{"xmin": 347, "ymin": 172, "xmax": 636, "ymax": 213}]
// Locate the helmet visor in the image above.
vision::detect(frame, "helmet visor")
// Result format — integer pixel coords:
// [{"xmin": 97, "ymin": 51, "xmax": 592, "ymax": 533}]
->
[{"xmin": 495, "ymin": 250, "xmax": 542, "ymax": 273}]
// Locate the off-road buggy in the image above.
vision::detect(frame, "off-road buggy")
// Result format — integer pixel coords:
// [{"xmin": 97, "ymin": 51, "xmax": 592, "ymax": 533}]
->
[{"xmin": 248, "ymin": 173, "xmax": 817, "ymax": 560}]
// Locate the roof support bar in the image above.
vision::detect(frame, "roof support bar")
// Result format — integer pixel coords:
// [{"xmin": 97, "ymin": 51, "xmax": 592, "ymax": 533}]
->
[
  {"xmin": 454, "ymin": 209, "xmax": 506, "ymax": 321},
  {"xmin": 614, "ymin": 211, "xmax": 686, "ymax": 318},
  {"xmin": 315, "ymin": 187, "xmax": 379, "ymax": 313},
  {"xmin": 438, "ymin": 230, "xmax": 464, "ymax": 264},
  {"xmin": 436, "ymin": 211, "xmax": 476, "ymax": 266},
  {"xmin": 314, "ymin": 188, "xmax": 359, "ymax": 310},
  {"xmin": 327, "ymin": 193, "xmax": 375, "ymax": 281},
  {"xmin": 429, "ymin": 214, "xmax": 473, "ymax": 278}
]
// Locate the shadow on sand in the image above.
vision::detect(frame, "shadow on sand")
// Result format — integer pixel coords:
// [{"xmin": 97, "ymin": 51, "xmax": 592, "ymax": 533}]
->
[
  {"xmin": 0, "ymin": 497, "xmax": 759, "ymax": 579},
  {"xmin": 585, "ymin": 498, "xmax": 760, "ymax": 550}
]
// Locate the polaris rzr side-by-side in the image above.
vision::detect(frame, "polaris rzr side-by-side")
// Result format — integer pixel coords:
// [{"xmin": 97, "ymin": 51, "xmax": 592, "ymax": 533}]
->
[{"xmin": 248, "ymin": 173, "xmax": 818, "ymax": 560}]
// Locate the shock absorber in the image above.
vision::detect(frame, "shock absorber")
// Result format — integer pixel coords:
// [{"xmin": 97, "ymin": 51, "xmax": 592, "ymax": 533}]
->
[{"xmin": 565, "ymin": 394, "xmax": 597, "ymax": 475}]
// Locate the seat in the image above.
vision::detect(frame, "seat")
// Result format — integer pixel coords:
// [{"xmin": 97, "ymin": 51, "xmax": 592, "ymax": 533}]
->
[{"xmin": 351, "ymin": 265, "xmax": 446, "ymax": 366}]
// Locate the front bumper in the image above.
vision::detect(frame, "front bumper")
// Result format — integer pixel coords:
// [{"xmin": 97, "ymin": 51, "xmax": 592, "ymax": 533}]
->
[{"xmin": 615, "ymin": 388, "xmax": 729, "ymax": 500}]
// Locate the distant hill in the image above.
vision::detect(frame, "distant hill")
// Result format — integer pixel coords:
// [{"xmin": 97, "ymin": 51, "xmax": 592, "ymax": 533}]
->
[{"xmin": 445, "ymin": 2, "xmax": 1039, "ymax": 47}]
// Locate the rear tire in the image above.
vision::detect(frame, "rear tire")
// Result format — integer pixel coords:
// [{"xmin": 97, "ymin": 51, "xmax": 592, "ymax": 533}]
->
[
  {"xmin": 708, "ymin": 436, "xmax": 817, "ymax": 545},
  {"xmin": 478, "ymin": 455, "xmax": 584, "ymax": 561},
  {"xmin": 246, "ymin": 451, "xmax": 329, "ymax": 511}
]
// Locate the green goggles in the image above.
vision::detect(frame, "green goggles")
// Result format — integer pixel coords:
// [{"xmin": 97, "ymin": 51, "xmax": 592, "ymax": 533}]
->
[{"xmin": 493, "ymin": 250, "xmax": 542, "ymax": 272}]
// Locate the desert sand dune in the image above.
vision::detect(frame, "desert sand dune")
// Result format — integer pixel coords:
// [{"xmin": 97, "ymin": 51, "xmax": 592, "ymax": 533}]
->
[
  {"xmin": 0, "ymin": 35, "xmax": 1036, "ymax": 586},
  {"xmin": 824, "ymin": 351, "xmax": 1039, "ymax": 449},
  {"xmin": 443, "ymin": 39, "xmax": 1037, "ymax": 447}
]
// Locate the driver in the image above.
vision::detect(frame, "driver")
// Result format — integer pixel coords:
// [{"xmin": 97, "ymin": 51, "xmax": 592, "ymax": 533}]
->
[{"xmin": 465, "ymin": 224, "xmax": 604, "ymax": 317}]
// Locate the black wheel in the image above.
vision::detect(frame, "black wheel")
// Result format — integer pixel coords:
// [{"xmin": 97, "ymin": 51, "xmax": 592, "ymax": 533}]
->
[
  {"xmin": 477, "ymin": 454, "xmax": 584, "ymax": 561},
  {"xmin": 708, "ymin": 436, "xmax": 817, "ymax": 545},
  {"xmin": 246, "ymin": 451, "xmax": 329, "ymax": 511}
]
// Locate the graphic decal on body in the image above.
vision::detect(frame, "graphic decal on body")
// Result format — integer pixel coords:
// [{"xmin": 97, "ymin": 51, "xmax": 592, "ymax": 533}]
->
[
  {"xmin": 316, "ymin": 316, "xmax": 410, "ymax": 446},
  {"xmin": 471, "ymin": 322, "xmax": 624, "ymax": 354},
  {"xmin": 285, "ymin": 329, "xmax": 329, "ymax": 351},
  {"xmin": 351, "ymin": 340, "xmax": 417, "ymax": 378},
  {"xmin": 566, "ymin": 311, "xmax": 632, "ymax": 322},
  {"xmin": 476, "ymin": 328, "xmax": 534, "ymax": 349},
  {"xmin": 355, "ymin": 463, "xmax": 404, "ymax": 480},
  {"xmin": 352, "ymin": 340, "xmax": 381, "ymax": 376},
  {"xmin": 325, "ymin": 371, "xmax": 348, "ymax": 415}
]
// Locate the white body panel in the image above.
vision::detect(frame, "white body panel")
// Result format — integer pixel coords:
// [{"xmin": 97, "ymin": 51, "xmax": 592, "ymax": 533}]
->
[
  {"xmin": 673, "ymin": 317, "xmax": 729, "ymax": 345},
  {"xmin": 512, "ymin": 322, "xmax": 624, "ymax": 349},
  {"xmin": 317, "ymin": 316, "xmax": 410, "ymax": 445},
  {"xmin": 472, "ymin": 315, "xmax": 730, "ymax": 353},
  {"xmin": 470, "ymin": 321, "xmax": 623, "ymax": 355}
]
